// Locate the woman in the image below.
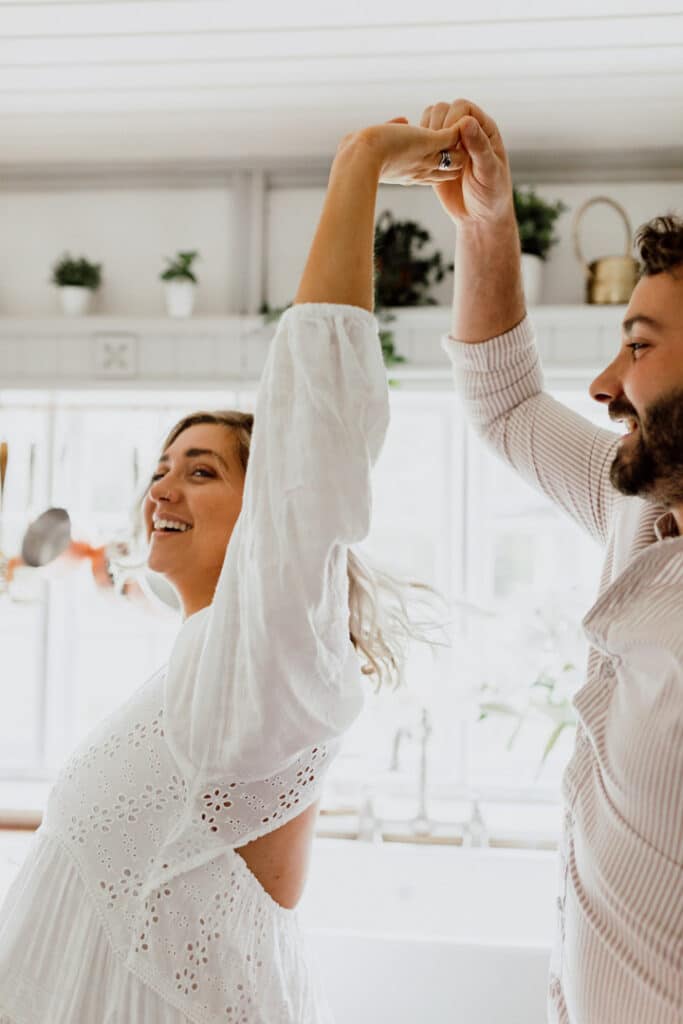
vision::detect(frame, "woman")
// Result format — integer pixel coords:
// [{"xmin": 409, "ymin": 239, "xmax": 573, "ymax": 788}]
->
[{"xmin": 0, "ymin": 116, "xmax": 462, "ymax": 1023}]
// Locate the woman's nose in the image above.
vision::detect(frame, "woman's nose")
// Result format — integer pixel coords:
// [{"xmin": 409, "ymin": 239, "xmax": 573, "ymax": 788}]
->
[{"xmin": 149, "ymin": 476, "xmax": 180, "ymax": 502}]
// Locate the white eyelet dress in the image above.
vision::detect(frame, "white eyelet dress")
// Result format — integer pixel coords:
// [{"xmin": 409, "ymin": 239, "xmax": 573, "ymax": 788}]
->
[{"xmin": 0, "ymin": 304, "xmax": 389, "ymax": 1024}]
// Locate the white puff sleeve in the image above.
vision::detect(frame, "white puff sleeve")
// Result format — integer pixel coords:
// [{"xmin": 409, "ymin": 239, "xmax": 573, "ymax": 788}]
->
[{"xmin": 163, "ymin": 304, "xmax": 389, "ymax": 783}]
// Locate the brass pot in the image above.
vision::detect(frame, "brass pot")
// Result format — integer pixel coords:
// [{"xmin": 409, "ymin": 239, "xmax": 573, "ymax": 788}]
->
[{"xmin": 573, "ymin": 196, "xmax": 639, "ymax": 304}]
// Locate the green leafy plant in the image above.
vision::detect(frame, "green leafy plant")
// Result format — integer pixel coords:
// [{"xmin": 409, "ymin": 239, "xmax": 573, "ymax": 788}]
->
[
  {"xmin": 373, "ymin": 210, "xmax": 452, "ymax": 367},
  {"xmin": 479, "ymin": 666, "xmax": 577, "ymax": 778},
  {"xmin": 374, "ymin": 210, "xmax": 452, "ymax": 308},
  {"xmin": 260, "ymin": 212, "xmax": 450, "ymax": 370},
  {"xmin": 160, "ymin": 250, "xmax": 199, "ymax": 283},
  {"xmin": 376, "ymin": 310, "xmax": 405, "ymax": 367},
  {"xmin": 51, "ymin": 253, "xmax": 102, "ymax": 290},
  {"xmin": 513, "ymin": 187, "xmax": 567, "ymax": 261},
  {"xmin": 260, "ymin": 302, "xmax": 290, "ymax": 324},
  {"xmin": 468, "ymin": 591, "xmax": 587, "ymax": 778}
]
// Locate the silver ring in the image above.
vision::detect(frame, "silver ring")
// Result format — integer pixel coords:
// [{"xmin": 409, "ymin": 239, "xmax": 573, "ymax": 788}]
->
[{"xmin": 438, "ymin": 150, "xmax": 452, "ymax": 171}]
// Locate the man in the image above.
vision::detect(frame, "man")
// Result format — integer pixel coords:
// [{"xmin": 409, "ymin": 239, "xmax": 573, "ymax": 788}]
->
[{"xmin": 424, "ymin": 98, "xmax": 682, "ymax": 1023}]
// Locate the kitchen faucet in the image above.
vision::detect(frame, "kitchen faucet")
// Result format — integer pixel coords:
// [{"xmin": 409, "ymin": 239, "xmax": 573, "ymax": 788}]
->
[{"xmin": 390, "ymin": 707, "xmax": 433, "ymax": 835}]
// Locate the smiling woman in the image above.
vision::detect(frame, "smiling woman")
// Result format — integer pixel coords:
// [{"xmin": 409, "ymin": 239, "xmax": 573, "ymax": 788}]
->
[
  {"xmin": 0, "ymin": 117, "xmax": 462, "ymax": 1024},
  {"xmin": 144, "ymin": 415, "xmax": 249, "ymax": 619}
]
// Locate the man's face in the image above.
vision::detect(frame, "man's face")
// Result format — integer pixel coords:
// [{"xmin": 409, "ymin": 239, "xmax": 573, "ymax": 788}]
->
[{"xmin": 589, "ymin": 268, "xmax": 683, "ymax": 508}]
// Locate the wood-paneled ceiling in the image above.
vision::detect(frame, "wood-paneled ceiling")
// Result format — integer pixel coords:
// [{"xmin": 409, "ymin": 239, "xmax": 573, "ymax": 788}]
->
[{"xmin": 1, "ymin": 0, "xmax": 682, "ymax": 172}]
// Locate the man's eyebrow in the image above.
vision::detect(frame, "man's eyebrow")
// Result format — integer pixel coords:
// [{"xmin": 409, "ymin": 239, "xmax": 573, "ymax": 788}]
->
[
  {"xmin": 622, "ymin": 314, "xmax": 661, "ymax": 335},
  {"xmin": 157, "ymin": 447, "xmax": 229, "ymax": 470}
]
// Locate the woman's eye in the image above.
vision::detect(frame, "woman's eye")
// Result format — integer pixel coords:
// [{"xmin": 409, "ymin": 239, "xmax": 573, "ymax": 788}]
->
[
  {"xmin": 191, "ymin": 467, "xmax": 214, "ymax": 478},
  {"xmin": 150, "ymin": 472, "xmax": 164, "ymax": 482}
]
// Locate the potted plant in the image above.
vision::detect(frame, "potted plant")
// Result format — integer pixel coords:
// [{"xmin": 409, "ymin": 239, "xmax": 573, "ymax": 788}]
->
[
  {"xmin": 260, "ymin": 213, "xmax": 451, "ymax": 370},
  {"xmin": 160, "ymin": 250, "xmax": 199, "ymax": 318},
  {"xmin": 373, "ymin": 210, "xmax": 453, "ymax": 365},
  {"xmin": 513, "ymin": 187, "xmax": 567, "ymax": 305},
  {"xmin": 51, "ymin": 254, "xmax": 102, "ymax": 316}
]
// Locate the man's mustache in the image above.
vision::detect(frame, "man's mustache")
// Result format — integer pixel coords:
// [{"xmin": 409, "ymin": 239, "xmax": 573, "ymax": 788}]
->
[{"xmin": 608, "ymin": 398, "xmax": 640, "ymax": 425}]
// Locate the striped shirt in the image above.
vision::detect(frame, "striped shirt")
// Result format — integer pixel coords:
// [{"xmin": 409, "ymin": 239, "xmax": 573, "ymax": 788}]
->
[{"xmin": 443, "ymin": 316, "xmax": 683, "ymax": 1024}]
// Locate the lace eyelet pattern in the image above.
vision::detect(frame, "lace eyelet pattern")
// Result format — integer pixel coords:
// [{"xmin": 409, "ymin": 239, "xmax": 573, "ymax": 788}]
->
[{"xmin": 40, "ymin": 671, "xmax": 338, "ymax": 1022}]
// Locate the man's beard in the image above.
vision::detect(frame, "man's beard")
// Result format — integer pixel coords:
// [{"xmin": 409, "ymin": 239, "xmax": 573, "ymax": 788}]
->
[{"xmin": 610, "ymin": 387, "xmax": 683, "ymax": 507}]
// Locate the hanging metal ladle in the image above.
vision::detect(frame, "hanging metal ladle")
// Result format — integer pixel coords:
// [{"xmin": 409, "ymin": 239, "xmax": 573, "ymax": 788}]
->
[
  {"xmin": 0, "ymin": 445, "xmax": 68, "ymax": 598},
  {"xmin": 20, "ymin": 507, "xmax": 73, "ymax": 567},
  {"xmin": 19, "ymin": 506, "xmax": 180, "ymax": 612}
]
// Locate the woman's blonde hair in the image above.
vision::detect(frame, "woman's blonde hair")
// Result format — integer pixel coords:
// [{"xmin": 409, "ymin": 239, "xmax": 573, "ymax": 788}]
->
[{"xmin": 159, "ymin": 410, "xmax": 441, "ymax": 689}]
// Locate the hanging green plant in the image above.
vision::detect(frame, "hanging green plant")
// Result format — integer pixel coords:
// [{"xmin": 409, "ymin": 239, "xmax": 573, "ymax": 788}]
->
[
  {"xmin": 377, "ymin": 311, "xmax": 405, "ymax": 367},
  {"xmin": 373, "ymin": 210, "xmax": 452, "ymax": 367},
  {"xmin": 374, "ymin": 210, "xmax": 453, "ymax": 308},
  {"xmin": 260, "ymin": 302, "xmax": 290, "ymax": 323},
  {"xmin": 260, "ymin": 212, "xmax": 450, "ymax": 370}
]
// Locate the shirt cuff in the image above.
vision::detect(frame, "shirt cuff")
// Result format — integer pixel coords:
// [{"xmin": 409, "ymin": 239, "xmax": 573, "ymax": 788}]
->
[
  {"xmin": 282, "ymin": 302, "xmax": 377, "ymax": 331},
  {"xmin": 441, "ymin": 314, "xmax": 535, "ymax": 372}
]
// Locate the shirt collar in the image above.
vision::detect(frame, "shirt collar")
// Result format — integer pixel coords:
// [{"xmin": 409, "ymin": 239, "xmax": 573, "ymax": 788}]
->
[{"xmin": 654, "ymin": 511, "xmax": 680, "ymax": 541}]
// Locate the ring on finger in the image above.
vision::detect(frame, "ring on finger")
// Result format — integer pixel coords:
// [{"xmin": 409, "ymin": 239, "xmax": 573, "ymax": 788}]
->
[{"xmin": 438, "ymin": 150, "xmax": 452, "ymax": 171}]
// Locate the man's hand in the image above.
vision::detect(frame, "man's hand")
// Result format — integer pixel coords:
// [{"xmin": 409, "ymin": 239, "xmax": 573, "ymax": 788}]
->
[
  {"xmin": 421, "ymin": 98, "xmax": 524, "ymax": 341},
  {"xmin": 420, "ymin": 99, "xmax": 513, "ymax": 226}
]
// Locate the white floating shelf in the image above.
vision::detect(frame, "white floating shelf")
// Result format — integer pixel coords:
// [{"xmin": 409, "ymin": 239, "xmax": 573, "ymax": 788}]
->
[{"xmin": 0, "ymin": 305, "xmax": 626, "ymax": 390}]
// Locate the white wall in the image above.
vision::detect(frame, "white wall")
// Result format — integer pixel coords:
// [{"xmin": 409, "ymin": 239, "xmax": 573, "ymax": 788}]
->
[
  {"xmin": 1, "ymin": 177, "xmax": 682, "ymax": 317},
  {"xmin": 0, "ymin": 188, "xmax": 235, "ymax": 316}
]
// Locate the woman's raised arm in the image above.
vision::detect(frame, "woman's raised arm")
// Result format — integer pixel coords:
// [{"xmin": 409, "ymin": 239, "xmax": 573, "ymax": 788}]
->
[
  {"xmin": 295, "ymin": 120, "xmax": 464, "ymax": 311},
  {"xmin": 163, "ymin": 118, "xmax": 463, "ymax": 788}
]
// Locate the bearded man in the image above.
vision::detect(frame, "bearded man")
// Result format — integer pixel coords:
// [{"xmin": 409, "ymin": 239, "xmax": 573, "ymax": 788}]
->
[{"xmin": 427, "ymin": 97, "xmax": 682, "ymax": 1024}]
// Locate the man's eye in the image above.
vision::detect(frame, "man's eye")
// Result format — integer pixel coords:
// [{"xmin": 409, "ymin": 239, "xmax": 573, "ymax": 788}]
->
[{"xmin": 627, "ymin": 342, "xmax": 649, "ymax": 357}]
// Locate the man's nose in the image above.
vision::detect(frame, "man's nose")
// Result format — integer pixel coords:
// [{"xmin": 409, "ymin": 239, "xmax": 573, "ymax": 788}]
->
[{"xmin": 589, "ymin": 358, "xmax": 623, "ymax": 406}]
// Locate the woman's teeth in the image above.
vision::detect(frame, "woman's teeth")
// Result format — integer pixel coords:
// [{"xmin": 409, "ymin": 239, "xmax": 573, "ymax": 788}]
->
[{"xmin": 153, "ymin": 519, "xmax": 191, "ymax": 532}]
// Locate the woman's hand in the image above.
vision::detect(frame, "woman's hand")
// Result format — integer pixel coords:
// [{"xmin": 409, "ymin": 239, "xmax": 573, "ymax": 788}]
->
[
  {"xmin": 339, "ymin": 117, "xmax": 465, "ymax": 188},
  {"xmin": 420, "ymin": 99, "xmax": 513, "ymax": 225}
]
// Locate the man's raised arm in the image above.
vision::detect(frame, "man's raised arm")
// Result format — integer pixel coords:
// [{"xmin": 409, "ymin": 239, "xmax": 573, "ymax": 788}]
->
[
  {"xmin": 421, "ymin": 99, "xmax": 525, "ymax": 341},
  {"xmin": 424, "ymin": 99, "xmax": 619, "ymax": 544}
]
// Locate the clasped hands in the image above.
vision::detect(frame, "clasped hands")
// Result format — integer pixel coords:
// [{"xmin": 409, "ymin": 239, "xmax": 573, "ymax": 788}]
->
[{"xmin": 345, "ymin": 97, "xmax": 514, "ymax": 226}]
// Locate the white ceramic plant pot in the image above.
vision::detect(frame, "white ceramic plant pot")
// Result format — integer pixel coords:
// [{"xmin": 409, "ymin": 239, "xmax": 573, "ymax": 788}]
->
[
  {"xmin": 58, "ymin": 285, "xmax": 92, "ymax": 316},
  {"xmin": 164, "ymin": 280, "xmax": 196, "ymax": 318},
  {"xmin": 521, "ymin": 253, "xmax": 544, "ymax": 306}
]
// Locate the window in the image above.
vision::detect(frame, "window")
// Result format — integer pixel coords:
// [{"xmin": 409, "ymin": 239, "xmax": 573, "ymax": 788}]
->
[{"xmin": 1, "ymin": 380, "xmax": 607, "ymax": 840}]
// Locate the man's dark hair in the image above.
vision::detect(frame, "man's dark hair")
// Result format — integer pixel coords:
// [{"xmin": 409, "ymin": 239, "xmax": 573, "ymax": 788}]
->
[{"xmin": 634, "ymin": 214, "xmax": 683, "ymax": 278}]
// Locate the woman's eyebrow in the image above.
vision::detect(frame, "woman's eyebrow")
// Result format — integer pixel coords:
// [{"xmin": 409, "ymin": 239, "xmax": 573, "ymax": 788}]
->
[{"xmin": 157, "ymin": 448, "xmax": 230, "ymax": 471}]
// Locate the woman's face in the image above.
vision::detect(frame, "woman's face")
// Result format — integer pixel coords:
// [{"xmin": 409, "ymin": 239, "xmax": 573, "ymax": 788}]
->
[{"xmin": 142, "ymin": 422, "xmax": 246, "ymax": 616}]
